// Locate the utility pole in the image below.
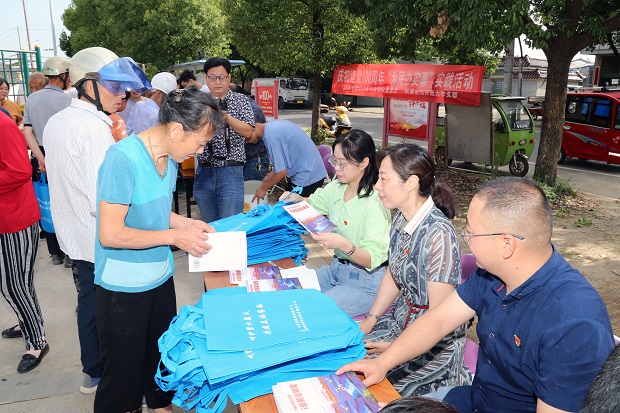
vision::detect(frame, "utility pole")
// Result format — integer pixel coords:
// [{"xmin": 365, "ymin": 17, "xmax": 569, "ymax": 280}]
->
[
  {"xmin": 49, "ymin": 0, "xmax": 58, "ymax": 56},
  {"xmin": 503, "ymin": 39, "xmax": 515, "ymax": 95},
  {"xmin": 21, "ymin": 0, "xmax": 33, "ymax": 51},
  {"xmin": 17, "ymin": 26, "xmax": 23, "ymax": 50}
]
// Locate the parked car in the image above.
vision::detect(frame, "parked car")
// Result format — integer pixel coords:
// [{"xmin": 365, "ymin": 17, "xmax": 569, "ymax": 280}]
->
[
  {"xmin": 528, "ymin": 103, "xmax": 544, "ymax": 119},
  {"xmin": 560, "ymin": 90, "xmax": 620, "ymax": 165}
]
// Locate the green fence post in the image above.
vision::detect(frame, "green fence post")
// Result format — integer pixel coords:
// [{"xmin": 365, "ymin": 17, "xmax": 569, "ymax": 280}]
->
[
  {"xmin": 35, "ymin": 46, "xmax": 42, "ymax": 72},
  {"xmin": 21, "ymin": 52, "xmax": 30, "ymax": 95}
]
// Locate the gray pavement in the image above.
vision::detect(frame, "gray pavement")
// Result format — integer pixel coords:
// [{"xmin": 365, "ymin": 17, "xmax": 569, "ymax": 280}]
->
[{"xmin": 0, "ymin": 200, "xmax": 333, "ymax": 413}]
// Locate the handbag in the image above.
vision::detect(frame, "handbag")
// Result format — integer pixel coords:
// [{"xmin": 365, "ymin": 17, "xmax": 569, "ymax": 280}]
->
[{"xmin": 33, "ymin": 172, "xmax": 55, "ymax": 233}]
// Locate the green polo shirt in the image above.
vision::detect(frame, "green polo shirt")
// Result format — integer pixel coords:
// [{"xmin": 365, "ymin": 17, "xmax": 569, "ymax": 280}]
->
[{"xmin": 309, "ymin": 180, "xmax": 390, "ymax": 270}]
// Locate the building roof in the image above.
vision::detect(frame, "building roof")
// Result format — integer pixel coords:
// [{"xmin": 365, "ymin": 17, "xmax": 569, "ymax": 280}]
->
[{"xmin": 497, "ymin": 55, "xmax": 548, "ymax": 70}]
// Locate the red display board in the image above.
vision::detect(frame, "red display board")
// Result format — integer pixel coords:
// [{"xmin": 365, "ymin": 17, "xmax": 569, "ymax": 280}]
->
[
  {"xmin": 332, "ymin": 64, "xmax": 484, "ymax": 107},
  {"xmin": 253, "ymin": 79, "xmax": 278, "ymax": 118}
]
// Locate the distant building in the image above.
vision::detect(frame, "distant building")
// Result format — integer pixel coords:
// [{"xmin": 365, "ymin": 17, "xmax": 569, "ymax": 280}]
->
[
  {"xmin": 482, "ymin": 55, "xmax": 587, "ymax": 98},
  {"xmin": 581, "ymin": 45, "xmax": 620, "ymax": 87}
]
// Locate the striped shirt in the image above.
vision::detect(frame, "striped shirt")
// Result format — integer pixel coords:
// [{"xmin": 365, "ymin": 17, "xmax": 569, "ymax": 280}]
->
[{"xmin": 42, "ymin": 99, "xmax": 114, "ymax": 263}]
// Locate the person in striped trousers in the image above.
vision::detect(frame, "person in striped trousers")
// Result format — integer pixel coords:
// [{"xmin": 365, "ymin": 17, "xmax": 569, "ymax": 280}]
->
[{"xmin": 0, "ymin": 111, "xmax": 49, "ymax": 373}]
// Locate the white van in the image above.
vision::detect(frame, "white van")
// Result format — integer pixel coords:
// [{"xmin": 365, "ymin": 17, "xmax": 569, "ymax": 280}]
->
[{"xmin": 251, "ymin": 77, "xmax": 310, "ymax": 108}]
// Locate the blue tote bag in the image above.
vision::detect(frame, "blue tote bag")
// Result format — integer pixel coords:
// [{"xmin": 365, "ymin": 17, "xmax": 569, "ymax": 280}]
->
[{"xmin": 33, "ymin": 172, "xmax": 55, "ymax": 233}]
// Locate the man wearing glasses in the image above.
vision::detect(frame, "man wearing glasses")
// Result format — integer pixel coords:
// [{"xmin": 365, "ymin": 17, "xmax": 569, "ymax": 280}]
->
[
  {"xmin": 338, "ymin": 177, "xmax": 614, "ymax": 413},
  {"xmin": 194, "ymin": 57, "xmax": 255, "ymax": 223}
]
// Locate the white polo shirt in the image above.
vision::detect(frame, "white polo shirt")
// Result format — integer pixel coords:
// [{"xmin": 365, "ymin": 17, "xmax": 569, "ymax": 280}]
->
[{"xmin": 43, "ymin": 99, "xmax": 114, "ymax": 263}]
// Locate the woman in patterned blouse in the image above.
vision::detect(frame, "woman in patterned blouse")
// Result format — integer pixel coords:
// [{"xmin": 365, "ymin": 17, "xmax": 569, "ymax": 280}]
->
[{"xmin": 359, "ymin": 143, "xmax": 470, "ymax": 396}]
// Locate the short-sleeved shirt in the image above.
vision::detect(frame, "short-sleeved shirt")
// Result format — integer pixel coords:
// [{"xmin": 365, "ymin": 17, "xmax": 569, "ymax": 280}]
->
[
  {"xmin": 23, "ymin": 85, "xmax": 72, "ymax": 144},
  {"xmin": 196, "ymin": 90, "xmax": 254, "ymax": 165},
  {"xmin": 109, "ymin": 113, "xmax": 128, "ymax": 142},
  {"xmin": 245, "ymin": 98, "xmax": 267, "ymax": 157},
  {"xmin": 262, "ymin": 120, "xmax": 326, "ymax": 186},
  {"xmin": 95, "ymin": 134, "xmax": 177, "ymax": 293},
  {"xmin": 449, "ymin": 248, "xmax": 614, "ymax": 413},
  {"xmin": 309, "ymin": 180, "xmax": 390, "ymax": 269},
  {"xmin": 1, "ymin": 99, "xmax": 23, "ymax": 125},
  {"xmin": 126, "ymin": 98, "xmax": 159, "ymax": 135},
  {"xmin": 118, "ymin": 97, "xmax": 139, "ymax": 123}
]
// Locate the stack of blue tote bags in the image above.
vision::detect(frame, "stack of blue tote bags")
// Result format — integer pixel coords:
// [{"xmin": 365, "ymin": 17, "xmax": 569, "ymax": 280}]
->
[
  {"xmin": 209, "ymin": 190, "xmax": 309, "ymax": 265},
  {"xmin": 156, "ymin": 288, "xmax": 366, "ymax": 413}
]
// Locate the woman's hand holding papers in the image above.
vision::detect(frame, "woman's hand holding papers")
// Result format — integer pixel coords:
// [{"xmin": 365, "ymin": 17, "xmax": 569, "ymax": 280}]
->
[{"xmin": 173, "ymin": 217, "xmax": 215, "ymax": 258}]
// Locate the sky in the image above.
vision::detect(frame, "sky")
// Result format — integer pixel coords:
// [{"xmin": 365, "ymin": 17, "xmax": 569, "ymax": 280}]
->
[
  {"xmin": 2, "ymin": 0, "xmax": 73, "ymax": 60},
  {"xmin": 2, "ymin": 0, "xmax": 590, "ymax": 63}
]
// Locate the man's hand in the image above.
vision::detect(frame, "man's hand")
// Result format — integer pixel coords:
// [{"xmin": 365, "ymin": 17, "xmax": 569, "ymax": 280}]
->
[
  {"xmin": 335, "ymin": 357, "xmax": 390, "ymax": 388},
  {"xmin": 253, "ymin": 187, "xmax": 268, "ymax": 203},
  {"xmin": 36, "ymin": 155, "xmax": 46, "ymax": 172}
]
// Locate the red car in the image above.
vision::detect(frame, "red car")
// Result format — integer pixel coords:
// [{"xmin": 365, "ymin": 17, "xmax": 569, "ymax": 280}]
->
[{"xmin": 528, "ymin": 104, "xmax": 544, "ymax": 119}]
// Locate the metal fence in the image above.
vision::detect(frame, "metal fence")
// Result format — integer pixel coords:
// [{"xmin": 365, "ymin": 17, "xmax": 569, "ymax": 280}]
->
[{"xmin": 1, "ymin": 46, "xmax": 42, "ymax": 109}]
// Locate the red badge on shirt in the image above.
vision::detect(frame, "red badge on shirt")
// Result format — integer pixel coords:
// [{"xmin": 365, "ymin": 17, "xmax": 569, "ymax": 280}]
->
[{"xmin": 514, "ymin": 335, "xmax": 521, "ymax": 347}]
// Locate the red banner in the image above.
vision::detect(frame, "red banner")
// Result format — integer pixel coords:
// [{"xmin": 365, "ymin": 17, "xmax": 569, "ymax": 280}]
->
[
  {"xmin": 332, "ymin": 64, "xmax": 484, "ymax": 106},
  {"xmin": 254, "ymin": 79, "xmax": 278, "ymax": 118}
]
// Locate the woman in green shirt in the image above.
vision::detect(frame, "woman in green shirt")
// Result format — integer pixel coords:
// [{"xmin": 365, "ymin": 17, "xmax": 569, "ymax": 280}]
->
[{"xmin": 283, "ymin": 129, "xmax": 391, "ymax": 316}]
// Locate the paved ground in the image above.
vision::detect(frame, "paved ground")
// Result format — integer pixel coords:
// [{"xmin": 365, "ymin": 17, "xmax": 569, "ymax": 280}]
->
[{"xmin": 0, "ymin": 197, "xmax": 333, "ymax": 413}]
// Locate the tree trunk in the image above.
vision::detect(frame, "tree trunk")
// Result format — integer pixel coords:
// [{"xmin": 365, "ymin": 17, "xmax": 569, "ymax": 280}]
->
[
  {"xmin": 310, "ymin": 8, "xmax": 324, "ymax": 142},
  {"xmin": 311, "ymin": 72, "xmax": 322, "ymax": 143},
  {"xmin": 533, "ymin": 47, "xmax": 573, "ymax": 186}
]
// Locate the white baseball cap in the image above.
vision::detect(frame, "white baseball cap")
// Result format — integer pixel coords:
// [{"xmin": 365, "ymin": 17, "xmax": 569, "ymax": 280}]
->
[{"xmin": 150, "ymin": 72, "xmax": 177, "ymax": 95}]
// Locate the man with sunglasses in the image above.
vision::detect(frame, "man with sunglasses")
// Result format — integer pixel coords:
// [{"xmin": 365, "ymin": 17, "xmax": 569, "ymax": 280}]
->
[
  {"xmin": 338, "ymin": 177, "xmax": 614, "ymax": 413},
  {"xmin": 21, "ymin": 57, "xmax": 73, "ymax": 268},
  {"xmin": 42, "ymin": 47, "xmax": 151, "ymax": 395},
  {"xmin": 194, "ymin": 57, "xmax": 255, "ymax": 223}
]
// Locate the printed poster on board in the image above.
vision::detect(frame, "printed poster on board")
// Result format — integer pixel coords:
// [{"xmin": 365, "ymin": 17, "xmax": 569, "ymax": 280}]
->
[
  {"xmin": 388, "ymin": 99, "xmax": 429, "ymax": 140},
  {"xmin": 254, "ymin": 79, "xmax": 278, "ymax": 118}
]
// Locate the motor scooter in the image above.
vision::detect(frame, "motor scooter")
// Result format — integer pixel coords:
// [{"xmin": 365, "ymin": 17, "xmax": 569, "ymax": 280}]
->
[{"xmin": 319, "ymin": 98, "xmax": 353, "ymax": 138}]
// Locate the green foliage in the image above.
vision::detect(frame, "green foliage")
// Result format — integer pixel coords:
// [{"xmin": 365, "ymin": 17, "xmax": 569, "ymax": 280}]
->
[
  {"xmin": 534, "ymin": 177, "xmax": 578, "ymax": 204},
  {"xmin": 220, "ymin": 0, "xmax": 377, "ymax": 76},
  {"xmin": 61, "ymin": 0, "xmax": 230, "ymax": 69},
  {"xmin": 573, "ymin": 217, "xmax": 593, "ymax": 227},
  {"xmin": 305, "ymin": 127, "xmax": 330, "ymax": 145}
]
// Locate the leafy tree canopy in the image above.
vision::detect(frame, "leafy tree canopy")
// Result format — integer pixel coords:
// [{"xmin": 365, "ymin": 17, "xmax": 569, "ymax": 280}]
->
[
  {"xmin": 221, "ymin": 0, "xmax": 378, "ymax": 76},
  {"xmin": 342, "ymin": 0, "xmax": 620, "ymax": 185},
  {"xmin": 61, "ymin": 0, "xmax": 230, "ymax": 69}
]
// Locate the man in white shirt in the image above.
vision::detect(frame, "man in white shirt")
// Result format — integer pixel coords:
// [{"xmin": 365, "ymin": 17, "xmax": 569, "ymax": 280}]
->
[
  {"xmin": 43, "ymin": 47, "xmax": 150, "ymax": 395},
  {"xmin": 126, "ymin": 72, "xmax": 176, "ymax": 135}
]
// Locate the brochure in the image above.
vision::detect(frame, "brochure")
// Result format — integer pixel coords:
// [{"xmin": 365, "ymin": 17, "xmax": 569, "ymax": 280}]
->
[
  {"xmin": 283, "ymin": 201, "xmax": 336, "ymax": 234},
  {"xmin": 272, "ymin": 372, "xmax": 380, "ymax": 413},
  {"xmin": 188, "ymin": 231, "xmax": 247, "ymax": 272}
]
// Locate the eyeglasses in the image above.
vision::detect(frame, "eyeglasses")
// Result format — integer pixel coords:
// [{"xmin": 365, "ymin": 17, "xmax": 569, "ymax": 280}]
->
[
  {"xmin": 460, "ymin": 227, "xmax": 525, "ymax": 244},
  {"xmin": 206, "ymin": 75, "xmax": 229, "ymax": 83},
  {"xmin": 327, "ymin": 156, "xmax": 351, "ymax": 171}
]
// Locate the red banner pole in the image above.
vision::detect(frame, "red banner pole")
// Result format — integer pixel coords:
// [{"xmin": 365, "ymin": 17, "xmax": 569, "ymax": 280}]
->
[
  {"xmin": 426, "ymin": 102, "xmax": 437, "ymax": 159},
  {"xmin": 273, "ymin": 79, "xmax": 279, "ymax": 119},
  {"xmin": 382, "ymin": 98, "xmax": 390, "ymax": 148}
]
